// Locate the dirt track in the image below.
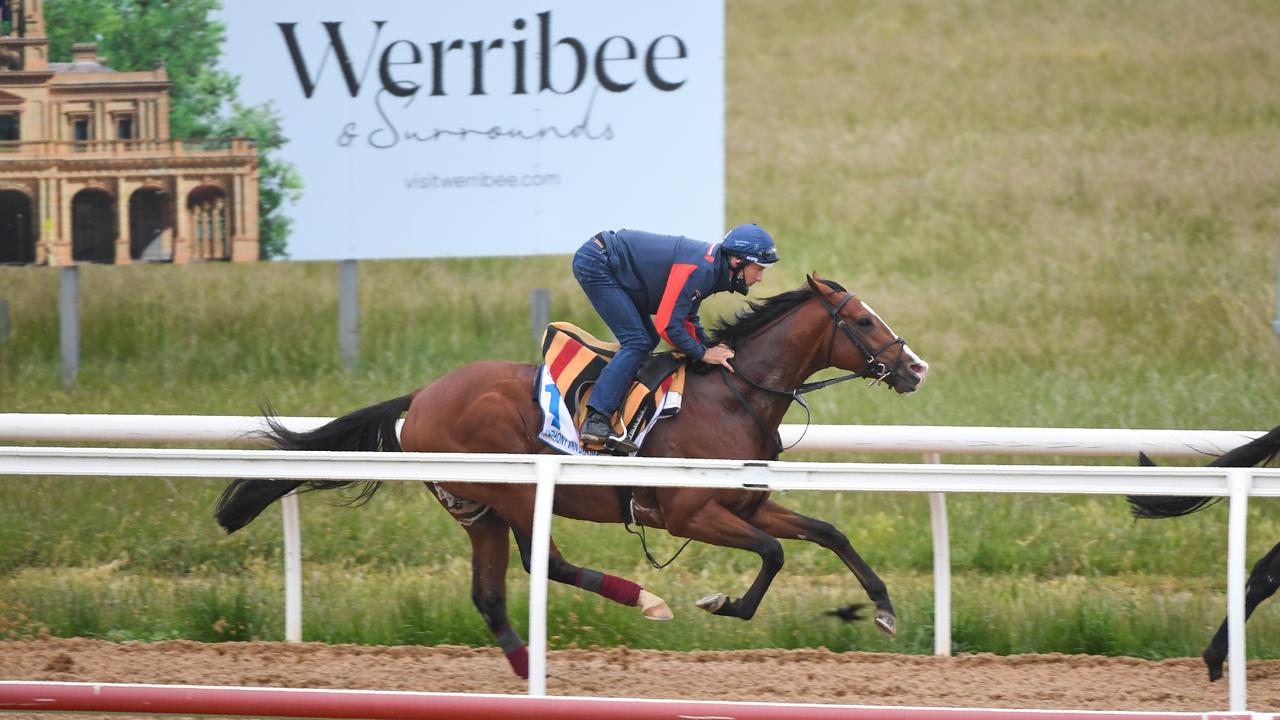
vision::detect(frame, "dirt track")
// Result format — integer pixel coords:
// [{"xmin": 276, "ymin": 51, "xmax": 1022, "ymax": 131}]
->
[{"xmin": 2, "ymin": 638, "xmax": 1279, "ymax": 714}]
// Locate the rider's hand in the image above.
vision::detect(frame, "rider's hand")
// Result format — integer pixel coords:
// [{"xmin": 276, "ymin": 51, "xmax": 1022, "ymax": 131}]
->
[{"xmin": 702, "ymin": 344, "xmax": 736, "ymax": 372}]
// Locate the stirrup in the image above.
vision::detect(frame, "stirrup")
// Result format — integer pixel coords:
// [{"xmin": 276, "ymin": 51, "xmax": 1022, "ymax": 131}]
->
[{"xmin": 602, "ymin": 434, "xmax": 639, "ymax": 455}]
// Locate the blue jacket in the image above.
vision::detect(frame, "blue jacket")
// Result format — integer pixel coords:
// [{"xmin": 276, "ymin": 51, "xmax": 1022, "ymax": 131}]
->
[{"xmin": 598, "ymin": 229, "xmax": 734, "ymax": 359}]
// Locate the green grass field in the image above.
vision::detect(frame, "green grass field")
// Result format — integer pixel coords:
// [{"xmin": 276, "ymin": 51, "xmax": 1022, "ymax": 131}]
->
[{"xmin": 2, "ymin": 0, "xmax": 1280, "ymax": 658}]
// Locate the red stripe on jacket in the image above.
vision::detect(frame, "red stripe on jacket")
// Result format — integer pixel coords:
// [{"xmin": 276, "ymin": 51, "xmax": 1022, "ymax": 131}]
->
[{"xmin": 655, "ymin": 263, "xmax": 698, "ymax": 349}]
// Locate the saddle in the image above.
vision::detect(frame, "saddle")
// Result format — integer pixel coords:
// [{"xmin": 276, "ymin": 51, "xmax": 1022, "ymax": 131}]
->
[{"xmin": 535, "ymin": 322, "xmax": 686, "ymax": 455}]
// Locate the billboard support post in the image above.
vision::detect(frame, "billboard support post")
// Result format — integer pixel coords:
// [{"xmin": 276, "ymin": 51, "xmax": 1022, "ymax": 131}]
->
[
  {"xmin": 339, "ymin": 260, "xmax": 358, "ymax": 370},
  {"xmin": 530, "ymin": 288, "xmax": 550, "ymax": 348},
  {"xmin": 59, "ymin": 266, "xmax": 79, "ymax": 388},
  {"xmin": 1273, "ymin": 250, "xmax": 1280, "ymax": 337}
]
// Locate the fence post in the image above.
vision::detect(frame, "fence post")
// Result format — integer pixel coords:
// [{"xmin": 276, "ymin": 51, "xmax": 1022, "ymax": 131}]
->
[
  {"xmin": 283, "ymin": 492, "xmax": 303, "ymax": 643},
  {"xmin": 1227, "ymin": 468, "xmax": 1251, "ymax": 712},
  {"xmin": 528, "ymin": 457, "xmax": 559, "ymax": 696},
  {"xmin": 925, "ymin": 453, "xmax": 951, "ymax": 656}
]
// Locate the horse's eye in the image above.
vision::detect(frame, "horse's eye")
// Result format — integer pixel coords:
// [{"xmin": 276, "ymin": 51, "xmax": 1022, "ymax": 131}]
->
[{"xmin": 856, "ymin": 317, "xmax": 875, "ymax": 329}]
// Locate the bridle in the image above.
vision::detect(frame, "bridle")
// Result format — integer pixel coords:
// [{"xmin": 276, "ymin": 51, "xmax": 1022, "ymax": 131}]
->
[
  {"xmin": 719, "ymin": 290, "xmax": 912, "ymax": 458},
  {"xmin": 811, "ymin": 291, "xmax": 910, "ymax": 390}
]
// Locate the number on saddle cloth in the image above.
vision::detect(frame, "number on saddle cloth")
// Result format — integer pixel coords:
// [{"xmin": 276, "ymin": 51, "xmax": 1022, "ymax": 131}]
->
[{"xmin": 536, "ymin": 322, "xmax": 687, "ymax": 453}]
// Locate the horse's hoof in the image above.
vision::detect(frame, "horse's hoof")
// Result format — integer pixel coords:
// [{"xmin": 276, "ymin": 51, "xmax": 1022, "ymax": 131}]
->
[
  {"xmin": 874, "ymin": 610, "xmax": 897, "ymax": 638},
  {"xmin": 639, "ymin": 589, "xmax": 673, "ymax": 621},
  {"xmin": 1204, "ymin": 650, "xmax": 1224, "ymax": 682},
  {"xmin": 696, "ymin": 592, "xmax": 728, "ymax": 613}
]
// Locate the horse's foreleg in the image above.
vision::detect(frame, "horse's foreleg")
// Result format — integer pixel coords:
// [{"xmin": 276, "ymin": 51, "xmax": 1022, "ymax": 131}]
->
[
  {"xmin": 1202, "ymin": 541, "xmax": 1280, "ymax": 682},
  {"xmin": 509, "ymin": 521, "xmax": 673, "ymax": 621},
  {"xmin": 463, "ymin": 512, "xmax": 529, "ymax": 679},
  {"xmin": 664, "ymin": 502, "xmax": 784, "ymax": 621},
  {"xmin": 748, "ymin": 500, "xmax": 896, "ymax": 637}
]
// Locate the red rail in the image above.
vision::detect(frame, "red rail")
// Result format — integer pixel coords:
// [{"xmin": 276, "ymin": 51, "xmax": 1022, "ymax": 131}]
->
[{"xmin": 0, "ymin": 682, "xmax": 1250, "ymax": 720}]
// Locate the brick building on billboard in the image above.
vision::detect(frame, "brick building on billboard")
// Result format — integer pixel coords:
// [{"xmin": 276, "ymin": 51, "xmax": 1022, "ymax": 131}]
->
[{"xmin": 0, "ymin": 0, "xmax": 259, "ymax": 265}]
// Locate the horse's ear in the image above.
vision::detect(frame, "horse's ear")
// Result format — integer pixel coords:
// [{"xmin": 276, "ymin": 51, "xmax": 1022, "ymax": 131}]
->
[
  {"xmin": 806, "ymin": 273, "xmax": 833, "ymax": 295},
  {"xmin": 1138, "ymin": 452, "xmax": 1157, "ymax": 467}
]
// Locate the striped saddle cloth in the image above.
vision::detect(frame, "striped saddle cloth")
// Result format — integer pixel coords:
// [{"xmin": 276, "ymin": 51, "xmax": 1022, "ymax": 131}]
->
[{"xmin": 535, "ymin": 322, "xmax": 686, "ymax": 455}]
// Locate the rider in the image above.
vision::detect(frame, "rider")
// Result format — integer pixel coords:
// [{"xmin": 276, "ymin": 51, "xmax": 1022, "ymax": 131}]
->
[{"xmin": 572, "ymin": 224, "xmax": 780, "ymax": 453}]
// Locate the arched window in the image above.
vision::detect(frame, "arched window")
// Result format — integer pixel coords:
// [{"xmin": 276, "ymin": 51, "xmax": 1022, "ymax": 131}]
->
[
  {"xmin": 71, "ymin": 188, "xmax": 115, "ymax": 263},
  {"xmin": 130, "ymin": 187, "xmax": 172, "ymax": 261},
  {"xmin": 0, "ymin": 189, "xmax": 35, "ymax": 264}
]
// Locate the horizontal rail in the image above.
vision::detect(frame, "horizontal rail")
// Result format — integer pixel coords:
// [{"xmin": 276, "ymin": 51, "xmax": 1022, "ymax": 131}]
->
[
  {"xmin": 0, "ymin": 682, "xmax": 1239, "ymax": 720},
  {"xmin": 0, "ymin": 414, "xmax": 1265, "ymax": 458},
  {"xmin": 2, "ymin": 445, "xmax": 1280, "ymax": 496},
  {"xmin": 788, "ymin": 424, "xmax": 1264, "ymax": 457}
]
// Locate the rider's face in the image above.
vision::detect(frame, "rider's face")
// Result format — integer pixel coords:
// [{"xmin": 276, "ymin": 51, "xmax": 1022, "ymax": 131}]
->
[{"xmin": 741, "ymin": 262, "xmax": 766, "ymax": 288}]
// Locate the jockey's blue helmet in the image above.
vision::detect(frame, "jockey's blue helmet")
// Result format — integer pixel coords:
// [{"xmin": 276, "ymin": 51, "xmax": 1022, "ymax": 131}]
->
[{"xmin": 721, "ymin": 224, "xmax": 780, "ymax": 266}]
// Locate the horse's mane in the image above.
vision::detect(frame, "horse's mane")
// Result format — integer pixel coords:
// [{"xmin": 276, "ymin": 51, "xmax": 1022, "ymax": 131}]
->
[{"xmin": 710, "ymin": 279, "xmax": 847, "ymax": 347}]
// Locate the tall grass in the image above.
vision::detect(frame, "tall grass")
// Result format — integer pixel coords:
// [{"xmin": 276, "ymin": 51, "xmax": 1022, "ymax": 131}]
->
[
  {"xmin": 2, "ymin": 0, "xmax": 1280, "ymax": 656},
  {"xmin": 7, "ymin": 564, "xmax": 1280, "ymax": 660},
  {"xmin": 3, "ymin": 477, "xmax": 1280, "ymax": 656}
]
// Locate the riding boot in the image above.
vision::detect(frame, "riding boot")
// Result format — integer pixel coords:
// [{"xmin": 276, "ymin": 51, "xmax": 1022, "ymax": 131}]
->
[
  {"xmin": 580, "ymin": 409, "xmax": 637, "ymax": 455},
  {"xmin": 580, "ymin": 409, "xmax": 616, "ymax": 446}
]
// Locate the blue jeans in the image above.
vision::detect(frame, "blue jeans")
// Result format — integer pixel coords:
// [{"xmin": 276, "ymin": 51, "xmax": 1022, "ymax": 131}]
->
[{"xmin": 572, "ymin": 237, "xmax": 659, "ymax": 416}]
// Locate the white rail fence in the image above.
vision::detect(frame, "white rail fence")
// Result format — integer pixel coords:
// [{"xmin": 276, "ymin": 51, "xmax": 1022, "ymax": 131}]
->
[
  {"xmin": 0, "ymin": 414, "xmax": 1262, "ymax": 457},
  {"xmin": 0, "ymin": 415, "xmax": 1272, "ymax": 712},
  {"xmin": 1, "ymin": 415, "xmax": 1263, "ymax": 653}
]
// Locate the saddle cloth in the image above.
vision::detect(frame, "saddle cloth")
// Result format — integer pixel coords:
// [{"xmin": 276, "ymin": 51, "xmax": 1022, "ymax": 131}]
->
[{"xmin": 535, "ymin": 322, "xmax": 686, "ymax": 455}]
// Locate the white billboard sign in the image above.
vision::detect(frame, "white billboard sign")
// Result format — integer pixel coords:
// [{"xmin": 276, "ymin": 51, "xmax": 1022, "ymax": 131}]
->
[{"xmin": 218, "ymin": 1, "xmax": 724, "ymax": 261}]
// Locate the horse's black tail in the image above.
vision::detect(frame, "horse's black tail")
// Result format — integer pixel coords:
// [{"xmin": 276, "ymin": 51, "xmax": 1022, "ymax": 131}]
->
[
  {"xmin": 214, "ymin": 393, "xmax": 415, "ymax": 534},
  {"xmin": 1127, "ymin": 424, "xmax": 1280, "ymax": 520}
]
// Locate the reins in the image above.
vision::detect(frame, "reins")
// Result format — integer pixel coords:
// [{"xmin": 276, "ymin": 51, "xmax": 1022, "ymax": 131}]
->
[
  {"xmin": 616, "ymin": 486, "xmax": 695, "ymax": 569},
  {"xmin": 719, "ymin": 291, "xmax": 909, "ymax": 458},
  {"xmin": 625, "ymin": 517, "xmax": 695, "ymax": 570}
]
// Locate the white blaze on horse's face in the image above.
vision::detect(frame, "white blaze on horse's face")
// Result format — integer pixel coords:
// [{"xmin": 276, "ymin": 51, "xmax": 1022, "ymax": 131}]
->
[{"xmin": 863, "ymin": 303, "xmax": 930, "ymax": 390}]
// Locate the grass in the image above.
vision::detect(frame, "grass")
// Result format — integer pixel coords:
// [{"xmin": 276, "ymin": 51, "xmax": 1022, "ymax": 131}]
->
[
  {"xmin": 7, "ymin": 563, "xmax": 1280, "ymax": 660},
  {"xmin": 3, "ymin": 478, "xmax": 1280, "ymax": 657},
  {"xmin": 2, "ymin": 0, "xmax": 1280, "ymax": 657}
]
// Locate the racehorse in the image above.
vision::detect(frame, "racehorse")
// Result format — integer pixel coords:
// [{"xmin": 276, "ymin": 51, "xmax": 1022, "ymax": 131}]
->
[
  {"xmin": 215, "ymin": 275, "xmax": 929, "ymax": 678},
  {"xmin": 1127, "ymin": 424, "xmax": 1280, "ymax": 681}
]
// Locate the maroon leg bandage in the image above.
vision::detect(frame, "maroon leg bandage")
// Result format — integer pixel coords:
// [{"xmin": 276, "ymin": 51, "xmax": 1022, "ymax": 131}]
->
[
  {"xmin": 575, "ymin": 568, "xmax": 642, "ymax": 606},
  {"xmin": 505, "ymin": 646, "xmax": 529, "ymax": 679},
  {"xmin": 600, "ymin": 574, "xmax": 642, "ymax": 606},
  {"xmin": 494, "ymin": 624, "xmax": 529, "ymax": 679}
]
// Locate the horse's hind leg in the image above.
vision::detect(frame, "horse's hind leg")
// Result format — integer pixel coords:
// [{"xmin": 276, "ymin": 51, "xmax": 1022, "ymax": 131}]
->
[
  {"xmin": 663, "ymin": 501, "xmax": 785, "ymax": 621},
  {"xmin": 508, "ymin": 520, "xmax": 673, "ymax": 621},
  {"xmin": 1202, "ymin": 540, "xmax": 1280, "ymax": 681},
  {"xmin": 462, "ymin": 510, "xmax": 530, "ymax": 678},
  {"xmin": 747, "ymin": 500, "xmax": 896, "ymax": 637}
]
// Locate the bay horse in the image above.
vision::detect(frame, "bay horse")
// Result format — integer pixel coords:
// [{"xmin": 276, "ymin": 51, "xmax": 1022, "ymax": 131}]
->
[
  {"xmin": 214, "ymin": 275, "xmax": 929, "ymax": 678},
  {"xmin": 1127, "ymin": 424, "xmax": 1280, "ymax": 681}
]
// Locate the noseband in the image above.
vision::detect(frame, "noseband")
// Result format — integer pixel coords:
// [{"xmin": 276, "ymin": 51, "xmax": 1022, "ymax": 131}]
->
[{"xmin": 719, "ymin": 291, "xmax": 911, "ymax": 458}]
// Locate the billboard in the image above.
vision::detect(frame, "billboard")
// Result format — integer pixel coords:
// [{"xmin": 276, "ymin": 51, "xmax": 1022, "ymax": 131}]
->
[{"xmin": 218, "ymin": 1, "xmax": 724, "ymax": 261}]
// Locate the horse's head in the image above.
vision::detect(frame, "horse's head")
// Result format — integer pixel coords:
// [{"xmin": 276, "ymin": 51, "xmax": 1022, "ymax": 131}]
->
[{"xmin": 806, "ymin": 275, "xmax": 929, "ymax": 394}]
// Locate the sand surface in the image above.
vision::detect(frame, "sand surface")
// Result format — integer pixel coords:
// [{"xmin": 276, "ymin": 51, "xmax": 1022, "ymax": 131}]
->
[{"xmin": 2, "ymin": 638, "xmax": 1279, "ymax": 716}]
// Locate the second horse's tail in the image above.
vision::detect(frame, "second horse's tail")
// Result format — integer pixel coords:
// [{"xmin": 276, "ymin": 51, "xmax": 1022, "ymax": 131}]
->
[
  {"xmin": 1127, "ymin": 424, "xmax": 1280, "ymax": 519},
  {"xmin": 214, "ymin": 393, "xmax": 416, "ymax": 534}
]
